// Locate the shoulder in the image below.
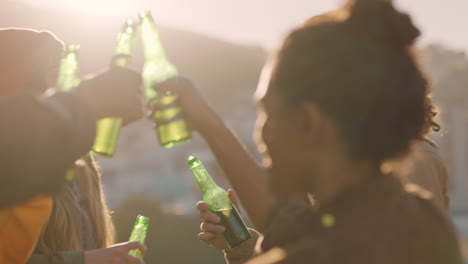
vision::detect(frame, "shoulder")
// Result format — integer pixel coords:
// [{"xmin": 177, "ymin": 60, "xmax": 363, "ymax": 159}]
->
[
  {"xmin": 413, "ymin": 138, "xmax": 443, "ymax": 163},
  {"xmin": 391, "ymin": 189, "xmax": 461, "ymax": 260}
]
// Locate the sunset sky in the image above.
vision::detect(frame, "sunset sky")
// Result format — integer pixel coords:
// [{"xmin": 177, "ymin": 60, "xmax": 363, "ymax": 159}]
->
[{"xmin": 18, "ymin": 0, "xmax": 468, "ymax": 52}]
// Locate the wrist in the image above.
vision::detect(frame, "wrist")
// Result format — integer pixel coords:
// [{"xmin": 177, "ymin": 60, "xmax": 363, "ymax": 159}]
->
[
  {"xmin": 224, "ymin": 228, "xmax": 260, "ymax": 262},
  {"xmin": 223, "ymin": 243, "xmax": 238, "ymax": 253}
]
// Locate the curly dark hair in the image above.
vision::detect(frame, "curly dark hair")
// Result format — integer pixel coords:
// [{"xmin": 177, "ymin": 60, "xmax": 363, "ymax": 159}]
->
[{"xmin": 270, "ymin": 0, "xmax": 438, "ymax": 162}]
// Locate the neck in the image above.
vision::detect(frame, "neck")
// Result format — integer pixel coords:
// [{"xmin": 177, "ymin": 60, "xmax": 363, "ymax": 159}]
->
[{"xmin": 309, "ymin": 152, "xmax": 378, "ymax": 208}]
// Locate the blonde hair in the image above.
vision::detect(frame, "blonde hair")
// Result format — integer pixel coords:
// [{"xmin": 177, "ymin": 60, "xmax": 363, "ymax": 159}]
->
[{"xmin": 35, "ymin": 155, "xmax": 115, "ymax": 252}]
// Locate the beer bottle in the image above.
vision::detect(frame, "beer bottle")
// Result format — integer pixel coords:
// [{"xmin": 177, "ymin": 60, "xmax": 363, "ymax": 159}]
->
[
  {"xmin": 187, "ymin": 155, "xmax": 250, "ymax": 248},
  {"xmin": 56, "ymin": 45, "xmax": 81, "ymax": 181},
  {"xmin": 56, "ymin": 45, "xmax": 80, "ymax": 92},
  {"xmin": 128, "ymin": 215, "xmax": 150, "ymax": 259},
  {"xmin": 93, "ymin": 19, "xmax": 137, "ymax": 157},
  {"xmin": 140, "ymin": 11, "xmax": 192, "ymax": 148}
]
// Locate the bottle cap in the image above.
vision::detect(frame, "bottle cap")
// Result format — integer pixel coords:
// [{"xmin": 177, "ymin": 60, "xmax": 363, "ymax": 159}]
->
[
  {"xmin": 139, "ymin": 10, "xmax": 152, "ymax": 19},
  {"xmin": 187, "ymin": 155, "xmax": 201, "ymax": 169},
  {"xmin": 66, "ymin": 44, "xmax": 80, "ymax": 53},
  {"xmin": 136, "ymin": 214, "xmax": 150, "ymax": 224}
]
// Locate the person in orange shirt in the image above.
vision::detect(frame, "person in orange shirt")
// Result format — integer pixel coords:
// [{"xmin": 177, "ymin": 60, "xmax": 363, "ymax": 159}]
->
[{"xmin": 0, "ymin": 28, "xmax": 144, "ymax": 264}]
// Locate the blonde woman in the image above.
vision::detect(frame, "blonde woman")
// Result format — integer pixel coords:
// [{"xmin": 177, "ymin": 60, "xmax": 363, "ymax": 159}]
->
[{"xmin": 27, "ymin": 155, "xmax": 146, "ymax": 264}]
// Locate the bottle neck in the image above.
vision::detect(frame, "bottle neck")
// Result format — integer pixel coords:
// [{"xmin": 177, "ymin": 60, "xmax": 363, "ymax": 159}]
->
[
  {"xmin": 142, "ymin": 45, "xmax": 169, "ymax": 63},
  {"xmin": 112, "ymin": 31, "xmax": 135, "ymax": 68},
  {"xmin": 140, "ymin": 19, "xmax": 168, "ymax": 61},
  {"xmin": 191, "ymin": 163, "xmax": 219, "ymax": 193}
]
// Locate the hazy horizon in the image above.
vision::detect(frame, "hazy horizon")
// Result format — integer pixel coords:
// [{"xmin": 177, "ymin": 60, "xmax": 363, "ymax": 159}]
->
[{"xmin": 15, "ymin": 0, "xmax": 468, "ymax": 53}]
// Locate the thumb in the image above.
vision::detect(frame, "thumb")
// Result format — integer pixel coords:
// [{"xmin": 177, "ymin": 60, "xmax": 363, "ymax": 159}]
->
[
  {"xmin": 152, "ymin": 76, "xmax": 182, "ymax": 95},
  {"xmin": 122, "ymin": 241, "xmax": 147, "ymax": 253},
  {"xmin": 227, "ymin": 189, "xmax": 240, "ymax": 213}
]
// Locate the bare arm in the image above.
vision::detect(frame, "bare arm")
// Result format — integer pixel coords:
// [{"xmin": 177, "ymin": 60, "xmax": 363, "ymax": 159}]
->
[
  {"xmin": 155, "ymin": 78, "xmax": 275, "ymax": 229},
  {"xmin": 198, "ymin": 112, "xmax": 274, "ymax": 229},
  {"xmin": 27, "ymin": 252, "xmax": 84, "ymax": 264}
]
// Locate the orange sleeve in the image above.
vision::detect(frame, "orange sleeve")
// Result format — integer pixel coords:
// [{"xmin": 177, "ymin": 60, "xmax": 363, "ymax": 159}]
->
[{"xmin": 0, "ymin": 196, "xmax": 52, "ymax": 264}]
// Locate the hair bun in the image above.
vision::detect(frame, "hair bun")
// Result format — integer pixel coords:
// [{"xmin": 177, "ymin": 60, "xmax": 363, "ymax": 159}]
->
[{"xmin": 349, "ymin": 0, "xmax": 420, "ymax": 48}]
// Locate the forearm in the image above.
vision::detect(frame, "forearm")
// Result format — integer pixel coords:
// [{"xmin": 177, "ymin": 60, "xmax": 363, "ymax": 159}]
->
[
  {"xmin": 199, "ymin": 113, "xmax": 275, "ymax": 230},
  {"xmin": 26, "ymin": 252, "xmax": 84, "ymax": 264},
  {"xmin": 225, "ymin": 228, "xmax": 261, "ymax": 264},
  {"xmin": 0, "ymin": 93, "xmax": 96, "ymax": 209}
]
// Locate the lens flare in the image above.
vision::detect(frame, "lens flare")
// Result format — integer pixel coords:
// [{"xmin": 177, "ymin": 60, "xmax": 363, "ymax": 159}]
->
[{"xmin": 57, "ymin": 0, "xmax": 141, "ymax": 15}]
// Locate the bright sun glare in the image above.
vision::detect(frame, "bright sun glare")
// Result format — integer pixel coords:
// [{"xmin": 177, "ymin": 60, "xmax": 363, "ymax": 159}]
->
[{"xmin": 58, "ymin": 0, "xmax": 141, "ymax": 15}]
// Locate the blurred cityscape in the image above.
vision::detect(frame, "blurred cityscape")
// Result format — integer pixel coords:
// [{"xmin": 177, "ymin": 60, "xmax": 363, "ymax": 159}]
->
[
  {"xmin": 420, "ymin": 45, "xmax": 468, "ymax": 261},
  {"xmin": 1, "ymin": 0, "xmax": 467, "ymax": 262}
]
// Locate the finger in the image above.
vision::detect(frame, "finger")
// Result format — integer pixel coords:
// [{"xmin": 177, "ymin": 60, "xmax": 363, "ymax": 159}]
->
[
  {"xmin": 227, "ymin": 189, "xmax": 241, "ymax": 212},
  {"xmin": 200, "ymin": 222, "xmax": 225, "ymax": 233},
  {"xmin": 154, "ymin": 77, "xmax": 194, "ymax": 97},
  {"xmin": 73, "ymin": 159, "xmax": 86, "ymax": 171},
  {"xmin": 199, "ymin": 210, "xmax": 221, "ymax": 223},
  {"xmin": 196, "ymin": 201, "xmax": 209, "ymax": 212},
  {"xmin": 122, "ymin": 241, "xmax": 147, "ymax": 254},
  {"xmin": 152, "ymin": 76, "xmax": 181, "ymax": 94},
  {"xmin": 197, "ymin": 231, "xmax": 217, "ymax": 242}
]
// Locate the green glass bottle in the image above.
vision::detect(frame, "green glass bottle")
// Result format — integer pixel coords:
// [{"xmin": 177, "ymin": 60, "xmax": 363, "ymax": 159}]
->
[
  {"xmin": 128, "ymin": 215, "xmax": 150, "ymax": 259},
  {"xmin": 56, "ymin": 45, "xmax": 81, "ymax": 181},
  {"xmin": 140, "ymin": 11, "xmax": 192, "ymax": 148},
  {"xmin": 187, "ymin": 155, "xmax": 250, "ymax": 248},
  {"xmin": 56, "ymin": 45, "xmax": 80, "ymax": 92},
  {"xmin": 93, "ymin": 20, "xmax": 138, "ymax": 157}
]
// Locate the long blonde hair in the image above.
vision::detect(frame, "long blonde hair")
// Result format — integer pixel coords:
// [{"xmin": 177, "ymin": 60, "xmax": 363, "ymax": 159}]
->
[{"xmin": 36, "ymin": 155, "xmax": 115, "ymax": 252}]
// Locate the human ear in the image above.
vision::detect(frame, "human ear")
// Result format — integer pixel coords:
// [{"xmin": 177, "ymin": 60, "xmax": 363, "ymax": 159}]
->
[{"xmin": 299, "ymin": 102, "xmax": 327, "ymax": 148}]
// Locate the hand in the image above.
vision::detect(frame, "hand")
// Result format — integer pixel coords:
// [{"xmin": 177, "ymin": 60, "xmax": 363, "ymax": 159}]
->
[
  {"xmin": 153, "ymin": 77, "xmax": 220, "ymax": 133},
  {"xmin": 84, "ymin": 241, "xmax": 147, "ymax": 264},
  {"xmin": 76, "ymin": 67, "xmax": 144, "ymax": 124},
  {"xmin": 197, "ymin": 189, "xmax": 240, "ymax": 251}
]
